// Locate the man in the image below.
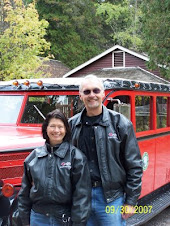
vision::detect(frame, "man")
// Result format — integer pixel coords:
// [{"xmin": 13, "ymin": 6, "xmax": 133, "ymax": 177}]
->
[{"xmin": 69, "ymin": 75, "xmax": 143, "ymax": 226}]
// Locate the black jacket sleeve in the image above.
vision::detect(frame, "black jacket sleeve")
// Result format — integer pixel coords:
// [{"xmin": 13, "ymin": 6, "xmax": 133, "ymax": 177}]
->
[
  {"xmin": 119, "ymin": 120, "xmax": 143, "ymax": 206},
  {"xmin": 71, "ymin": 147, "xmax": 91, "ymax": 226},
  {"xmin": 18, "ymin": 158, "xmax": 33, "ymax": 225}
]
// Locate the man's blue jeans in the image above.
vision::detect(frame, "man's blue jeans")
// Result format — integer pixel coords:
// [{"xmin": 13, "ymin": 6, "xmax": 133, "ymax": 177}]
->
[
  {"xmin": 30, "ymin": 210, "xmax": 62, "ymax": 226},
  {"xmin": 87, "ymin": 187, "xmax": 126, "ymax": 226}
]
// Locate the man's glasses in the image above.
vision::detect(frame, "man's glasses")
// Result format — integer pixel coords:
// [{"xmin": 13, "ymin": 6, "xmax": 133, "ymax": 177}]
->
[{"xmin": 82, "ymin": 88, "xmax": 101, "ymax": 95}]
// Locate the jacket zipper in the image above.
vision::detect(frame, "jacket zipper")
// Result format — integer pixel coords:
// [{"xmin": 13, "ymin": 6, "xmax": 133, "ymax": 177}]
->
[{"xmin": 51, "ymin": 147, "xmax": 54, "ymax": 155}]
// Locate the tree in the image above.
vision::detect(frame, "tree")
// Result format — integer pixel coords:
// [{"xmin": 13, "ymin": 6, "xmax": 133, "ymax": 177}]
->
[
  {"xmin": 0, "ymin": 0, "xmax": 10, "ymax": 34},
  {"xmin": 0, "ymin": 0, "xmax": 50, "ymax": 81},
  {"xmin": 95, "ymin": 0, "xmax": 143, "ymax": 50},
  {"xmin": 141, "ymin": 0, "xmax": 170, "ymax": 79},
  {"xmin": 33, "ymin": 0, "xmax": 107, "ymax": 69}
]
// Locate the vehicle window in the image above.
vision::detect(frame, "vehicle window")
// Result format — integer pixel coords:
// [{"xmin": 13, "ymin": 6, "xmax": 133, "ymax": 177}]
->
[
  {"xmin": 106, "ymin": 95, "xmax": 131, "ymax": 120},
  {"xmin": 157, "ymin": 96, "xmax": 167, "ymax": 128},
  {"xmin": 21, "ymin": 95, "xmax": 83, "ymax": 124},
  {"xmin": 0, "ymin": 95, "xmax": 24, "ymax": 123},
  {"xmin": 135, "ymin": 96, "xmax": 151, "ymax": 132}
]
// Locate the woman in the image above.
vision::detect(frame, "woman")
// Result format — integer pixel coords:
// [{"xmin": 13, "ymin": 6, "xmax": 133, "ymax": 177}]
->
[{"xmin": 18, "ymin": 109, "xmax": 91, "ymax": 226}]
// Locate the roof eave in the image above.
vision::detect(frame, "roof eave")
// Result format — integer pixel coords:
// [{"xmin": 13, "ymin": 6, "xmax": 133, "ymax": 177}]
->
[{"xmin": 63, "ymin": 45, "xmax": 149, "ymax": 78}]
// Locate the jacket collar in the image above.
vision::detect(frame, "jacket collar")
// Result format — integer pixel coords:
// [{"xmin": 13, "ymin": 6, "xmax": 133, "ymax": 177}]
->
[
  {"xmin": 37, "ymin": 142, "xmax": 69, "ymax": 159},
  {"xmin": 76, "ymin": 105, "xmax": 110, "ymax": 127},
  {"xmin": 54, "ymin": 142, "xmax": 69, "ymax": 158}
]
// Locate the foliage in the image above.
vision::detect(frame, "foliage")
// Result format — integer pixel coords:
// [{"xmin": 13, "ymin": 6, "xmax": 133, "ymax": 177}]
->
[
  {"xmin": 141, "ymin": 0, "xmax": 170, "ymax": 78},
  {"xmin": 95, "ymin": 0, "xmax": 143, "ymax": 50},
  {"xmin": 23, "ymin": 0, "xmax": 145, "ymax": 70},
  {"xmin": 0, "ymin": 0, "xmax": 8, "ymax": 34},
  {"xmin": 33, "ymin": 0, "xmax": 107, "ymax": 69},
  {"xmin": 1, "ymin": 0, "xmax": 168, "ymax": 80},
  {"xmin": 0, "ymin": 0, "xmax": 50, "ymax": 81}
]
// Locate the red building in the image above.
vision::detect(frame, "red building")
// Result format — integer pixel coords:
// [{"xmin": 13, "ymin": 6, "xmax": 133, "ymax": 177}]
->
[{"xmin": 63, "ymin": 45, "xmax": 165, "ymax": 80}]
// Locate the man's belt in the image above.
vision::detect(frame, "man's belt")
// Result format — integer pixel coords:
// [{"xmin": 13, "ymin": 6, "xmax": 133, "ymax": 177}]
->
[{"xmin": 92, "ymin": 181, "xmax": 102, "ymax": 187}]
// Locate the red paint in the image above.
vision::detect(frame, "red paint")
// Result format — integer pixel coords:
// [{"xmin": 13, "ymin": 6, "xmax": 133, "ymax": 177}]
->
[
  {"xmin": 0, "ymin": 80, "xmax": 169, "ymax": 204},
  {"xmin": 103, "ymin": 89, "xmax": 170, "ymax": 198}
]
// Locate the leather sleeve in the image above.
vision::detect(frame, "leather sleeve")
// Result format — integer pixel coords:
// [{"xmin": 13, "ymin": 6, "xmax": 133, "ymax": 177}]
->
[
  {"xmin": 118, "ymin": 119, "xmax": 143, "ymax": 206},
  {"xmin": 18, "ymin": 156, "xmax": 33, "ymax": 225},
  {"xmin": 71, "ymin": 148, "xmax": 91, "ymax": 225}
]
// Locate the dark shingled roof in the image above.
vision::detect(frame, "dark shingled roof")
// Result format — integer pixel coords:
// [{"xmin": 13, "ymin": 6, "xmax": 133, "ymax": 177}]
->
[
  {"xmin": 90, "ymin": 67, "xmax": 170, "ymax": 84},
  {"xmin": 39, "ymin": 58, "xmax": 70, "ymax": 78}
]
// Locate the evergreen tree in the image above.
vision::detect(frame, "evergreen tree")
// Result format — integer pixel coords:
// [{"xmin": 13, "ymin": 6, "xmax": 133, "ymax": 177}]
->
[
  {"xmin": 34, "ymin": 0, "xmax": 107, "ymax": 68},
  {"xmin": 95, "ymin": 0, "xmax": 143, "ymax": 50},
  {"xmin": 141, "ymin": 0, "xmax": 170, "ymax": 78}
]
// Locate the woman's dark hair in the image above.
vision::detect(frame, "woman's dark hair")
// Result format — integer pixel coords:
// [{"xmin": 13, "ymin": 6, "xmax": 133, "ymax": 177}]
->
[{"xmin": 42, "ymin": 109, "xmax": 71, "ymax": 143}]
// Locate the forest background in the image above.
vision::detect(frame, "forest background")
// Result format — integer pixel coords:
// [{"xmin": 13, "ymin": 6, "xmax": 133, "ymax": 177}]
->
[{"xmin": 0, "ymin": 0, "xmax": 169, "ymax": 81}]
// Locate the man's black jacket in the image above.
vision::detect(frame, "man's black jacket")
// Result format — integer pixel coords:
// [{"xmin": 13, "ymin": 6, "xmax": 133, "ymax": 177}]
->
[{"xmin": 69, "ymin": 105, "xmax": 143, "ymax": 206}]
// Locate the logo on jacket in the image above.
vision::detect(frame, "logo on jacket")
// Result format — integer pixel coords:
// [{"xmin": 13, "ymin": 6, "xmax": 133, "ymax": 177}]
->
[
  {"xmin": 60, "ymin": 162, "xmax": 71, "ymax": 170},
  {"xmin": 108, "ymin": 132, "xmax": 118, "ymax": 139}
]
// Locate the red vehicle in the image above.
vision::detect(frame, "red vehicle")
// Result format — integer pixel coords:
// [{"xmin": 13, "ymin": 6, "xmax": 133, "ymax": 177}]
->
[{"xmin": 0, "ymin": 77, "xmax": 169, "ymax": 225}]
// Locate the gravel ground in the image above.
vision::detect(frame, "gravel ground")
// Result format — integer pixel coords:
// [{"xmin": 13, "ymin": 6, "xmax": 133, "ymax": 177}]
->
[{"xmin": 141, "ymin": 206, "xmax": 170, "ymax": 226}]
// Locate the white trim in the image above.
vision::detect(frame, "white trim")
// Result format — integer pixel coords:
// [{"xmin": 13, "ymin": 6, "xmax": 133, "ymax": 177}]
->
[
  {"xmin": 63, "ymin": 45, "xmax": 149, "ymax": 78},
  {"xmin": 123, "ymin": 51, "xmax": 125, "ymax": 67},
  {"xmin": 113, "ymin": 51, "xmax": 124, "ymax": 68},
  {"xmin": 112, "ymin": 51, "xmax": 114, "ymax": 68}
]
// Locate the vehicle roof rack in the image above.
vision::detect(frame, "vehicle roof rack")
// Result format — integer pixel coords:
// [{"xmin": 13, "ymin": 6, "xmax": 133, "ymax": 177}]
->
[{"xmin": 0, "ymin": 77, "xmax": 169, "ymax": 92}]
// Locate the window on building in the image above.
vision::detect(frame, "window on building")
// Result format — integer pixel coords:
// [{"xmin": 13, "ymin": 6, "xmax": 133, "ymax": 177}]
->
[{"xmin": 113, "ymin": 51, "xmax": 125, "ymax": 67}]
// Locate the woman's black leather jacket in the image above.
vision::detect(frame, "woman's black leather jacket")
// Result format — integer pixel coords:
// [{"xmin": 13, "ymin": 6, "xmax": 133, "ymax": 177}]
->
[
  {"xmin": 69, "ymin": 106, "xmax": 143, "ymax": 206},
  {"xmin": 18, "ymin": 142, "xmax": 91, "ymax": 226}
]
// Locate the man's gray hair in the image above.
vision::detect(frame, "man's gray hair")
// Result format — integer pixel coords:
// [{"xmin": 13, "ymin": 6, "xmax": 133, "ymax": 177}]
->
[{"xmin": 79, "ymin": 74, "xmax": 104, "ymax": 92}]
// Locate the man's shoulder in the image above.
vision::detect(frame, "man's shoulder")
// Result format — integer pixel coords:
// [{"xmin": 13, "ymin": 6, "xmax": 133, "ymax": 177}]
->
[
  {"xmin": 106, "ymin": 107, "xmax": 132, "ymax": 126},
  {"xmin": 106, "ymin": 107, "xmax": 122, "ymax": 119},
  {"xmin": 69, "ymin": 112, "xmax": 81, "ymax": 123}
]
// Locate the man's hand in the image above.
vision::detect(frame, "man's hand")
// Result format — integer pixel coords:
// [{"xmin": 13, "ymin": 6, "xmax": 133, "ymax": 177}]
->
[{"xmin": 121, "ymin": 204, "xmax": 136, "ymax": 220}]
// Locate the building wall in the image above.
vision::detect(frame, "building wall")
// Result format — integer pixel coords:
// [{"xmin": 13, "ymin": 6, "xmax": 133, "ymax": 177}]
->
[
  {"xmin": 71, "ymin": 53, "xmax": 112, "ymax": 77},
  {"xmin": 70, "ymin": 50, "xmax": 161, "ymax": 77},
  {"xmin": 125, "ymin": 53, "xmax": 161, "ymax": 76}
]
